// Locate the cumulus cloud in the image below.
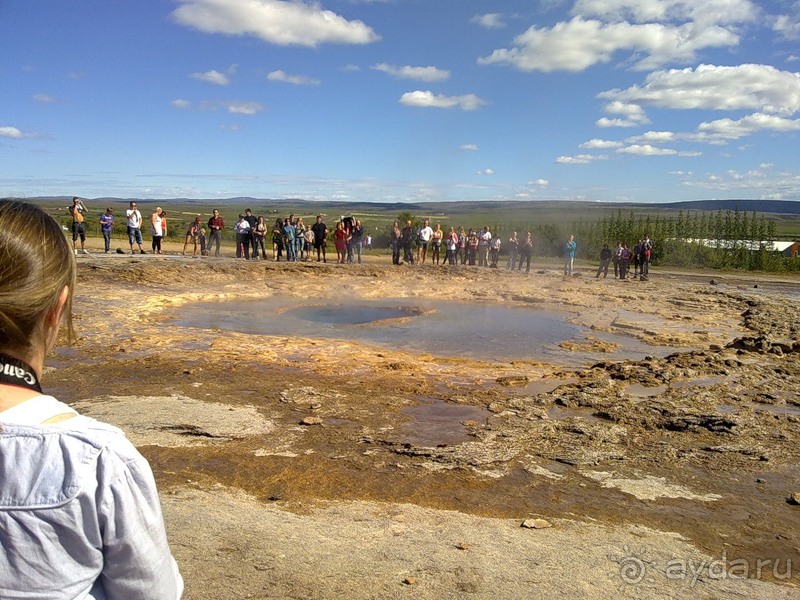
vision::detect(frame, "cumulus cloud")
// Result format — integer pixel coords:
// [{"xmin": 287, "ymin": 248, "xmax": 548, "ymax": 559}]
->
[
  {"xmin": 616, "ymin": 143, "xmax": 700, "ymax": 156},
  {"xmin": 399, "ymin": 90, "xmax": 486, "ymax": 111},
  {"xmin": 572, "ymin": 0, "xmax": 758, "ymax": 26},
  {"xmin": 478, "ymin": 0, "xmax": 758, "ymax": 73},
  {"xmin": 460, "ymin": 144, "xmax": 479, "ymax": 151},
  {"xmin": 580, "ymin": 138, "xmax": 623, "ymax": 148},
  {"xmin": 774, "ymin": 14, "xmax": 800, "ymax": 40},
  {"xmin": 172, "ymin": 99, "xmax": 265, "ymax": 114},
  {"xmin": 225, "ymin": 101, "xmax": 265, "ymax": 115},
  {"xmin": 478, "ymin": 168, "xmax": 495, "ymax": 175},
  {"xmin": 556, "ymin": 154, "xmax": 608, "ymax": 164},
  {"xmin": 471, "ymin": 13, "xmax": 506, "ymax": 29},
  {"xmin": 0, "ymin": 126, "xmax": 25, "ymax": 139},
  {"xmin": 191, "ymin": 69, "xmax": 231, "ymax": 85},
  {"xmin": 532, "ymin": 178, "xmax": 550, "ymax": 186},
  {"xmin": 598, "ymin": 64, "xmax": 800, "ymax": 115},
  {"xmin": 625, "ymin": 131, "xmax": 677, "ymax": 144},
  {"xmin": 697, "ymin": 113, "xmax": 800, "ymax": 140},
  {"xmin": 372, "ymin": 63, "xmax": 450, "ymax": 81},
  {"xmin": 267, "ymin": 70, "xmax": 320, "ymax": 85},
  {"xmin": 172, "ymin": 0, "xmax": 380, "ymax": 47}
]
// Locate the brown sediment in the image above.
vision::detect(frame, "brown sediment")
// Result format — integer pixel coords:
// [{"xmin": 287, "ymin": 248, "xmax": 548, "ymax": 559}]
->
[{"xmin": 50, "ymin": 257, "xmax": 800, "ymax": 597}]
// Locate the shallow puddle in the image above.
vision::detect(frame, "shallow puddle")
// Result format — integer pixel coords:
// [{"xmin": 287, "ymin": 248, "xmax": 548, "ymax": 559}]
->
[
  {"xmin": 396, "ymin": 399, "xmax": 490, "ymax": 447},
  {"xmin": 170, "ymin": 298, "xmax": 682, "ymax": 365},
  {"xmin": 625, "ymin": 383, "xmax": 669, "ymax": 397}
]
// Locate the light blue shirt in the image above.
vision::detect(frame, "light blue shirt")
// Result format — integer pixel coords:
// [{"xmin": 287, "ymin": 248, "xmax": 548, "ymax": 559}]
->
[{"xmin": 0, "ymin": 396, "xmax": 183, "ymax": 600}]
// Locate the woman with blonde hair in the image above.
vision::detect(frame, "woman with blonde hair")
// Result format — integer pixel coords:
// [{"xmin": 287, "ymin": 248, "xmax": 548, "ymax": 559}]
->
[
  {"xmin": 151, "ymin": 206, "xmax": 166, "ymax": 254},
  {"xmin": 0, "ymin": 201, "xmax": 183, "ymax": 599}
]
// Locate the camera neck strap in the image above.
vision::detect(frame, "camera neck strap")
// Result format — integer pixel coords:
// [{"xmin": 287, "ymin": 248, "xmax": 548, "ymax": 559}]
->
[{"xmin": 0, "ymin": 354, "xmax": 43, "ymax": 394}]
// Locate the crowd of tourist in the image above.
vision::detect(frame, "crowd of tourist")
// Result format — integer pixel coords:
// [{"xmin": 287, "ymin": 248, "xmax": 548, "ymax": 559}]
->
[{"xmin": 69, "ymin": 198, "xmax": 653, "ymax": 278}]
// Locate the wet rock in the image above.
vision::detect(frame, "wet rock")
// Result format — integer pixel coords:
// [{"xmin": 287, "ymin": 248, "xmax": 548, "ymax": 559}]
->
[
  {"xmin": 521, "ymin": 518, "xmax": 553, "ymax": 529},
  {"xmin": 496, "ymin": 375, "xmax": 530, "ymax": 387},
  {"xmin": 664, "ymin": 413, "xmax": 738, "ymax": 433}
]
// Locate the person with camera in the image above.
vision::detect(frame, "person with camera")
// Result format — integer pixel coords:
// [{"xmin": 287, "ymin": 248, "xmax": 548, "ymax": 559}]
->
[{"xmin": 0, "ymin": 201, "xmax": 183, "ymax": 599}]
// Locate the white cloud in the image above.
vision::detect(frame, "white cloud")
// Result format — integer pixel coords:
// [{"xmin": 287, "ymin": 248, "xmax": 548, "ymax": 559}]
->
[
  {"xmin": 599, "ymin": 64, "xmax": 800, "ymax": 115},
  {"xmin": 471, "ymin": 13, "xmax": 506, "ymax": 29},
  {"xmin": 572, "ymin": 0, "xmax": 758, "ymax": 26},
  {"xmin": 596, "ymin": 117, "xmax": 642, "ymax": 128},
  {"xmin": 225, "ymin": 101, "xmax": 265, "ymax": 115},
  {"xmin": 556, "ymin": 154, "xmax": 608, "ymax": 164},
  {"xmin": 373, "ymin": 63, "xmax": 450, "ymax": 81},
  {"xmin": 616, "ymin": 144, "xmax": 702, "ymax": 156},
  {"xmin": 0, "ymin": 127, "xmax": 24, "ymax": 139},
  {"xmin": 399, "ymin": 90, "xmax": 486, "ymax": 111},
  {"xmin": 478, "ymin": 17, "xmax": 741, "ymax": 73},
  {"xmin": 697, "ymin": 113, "xmax": 800, "ymax": 140},
  {"xmin": 625, "ymin": 130, "xmax": 676, "ymax": 143},
  {"xmin": 774, "ymin": 14, "xmax": 800, "ymax": 40},
  {"xmin": 267, "ymin": 70, "xmax": 320, "ymax": 85},
  {"xmin": 478, "ymin": 168, "xmax": 495, "ymax": 175},
  {"xmin": 191, "ymin": 69, "xmax": 230, "ymax": 85},
  {"xmin": 33, "ymin": 94, "xmax": 58, "ymax": 103},
  {"xmin": 460, "ymin": 144, "xmax": 479, "ymax": 151},
  {"xmin": 580, "ymin": 138, "xmax": 623, "ymax": 148},
  {"xmin": 532, "ymin": 178, "xmax": 550, "ymax": 186},
  {"xmin": 172, "ymin": 0, "xmax": 380, "ymax": 47},
  {"xmin": 171, "ymin": 99, "xmax": 192, "ymax": 109}
]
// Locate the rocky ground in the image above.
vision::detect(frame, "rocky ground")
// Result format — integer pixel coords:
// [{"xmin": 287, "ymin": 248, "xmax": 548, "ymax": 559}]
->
[{"xmin": 47, "ymin": 251, "xmax": 800, "ymax": 599}]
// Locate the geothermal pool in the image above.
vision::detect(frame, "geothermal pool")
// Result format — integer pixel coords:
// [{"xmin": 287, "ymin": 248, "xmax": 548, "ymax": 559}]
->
[{"xmin": 171, "ymin": 298, "xmax": 679, "ymax": 365}]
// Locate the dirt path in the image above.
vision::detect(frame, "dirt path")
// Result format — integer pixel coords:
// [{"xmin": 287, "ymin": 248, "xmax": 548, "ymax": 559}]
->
[{"xmin": 47, "ymin": 254, "xmax": 800, "ymax": 598}]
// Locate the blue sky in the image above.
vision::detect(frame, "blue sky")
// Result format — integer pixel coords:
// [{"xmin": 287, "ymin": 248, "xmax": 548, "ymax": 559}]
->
[{"xmin": 1, "ymin": 0, "xmax": 799, "ymax": 203}]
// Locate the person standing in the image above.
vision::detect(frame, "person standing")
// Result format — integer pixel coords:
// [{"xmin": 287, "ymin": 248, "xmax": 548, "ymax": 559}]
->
[
  {"xmin": 518, "ymin": 231, "xmax": 533, "ymax": 273},
  {"xmin": 99, "ymin": 207, "xmax": 114, "ymax": 253},
  {"xmin": 457, "ymin": 226, "xmax": 467, "ymax": 265},
  {"xmin": 596, "ymin": 243, "xmax": 612, "ymax": 278},
  {"xmin": 0, "ymin": 200, "xmax": 184, "ymax": 599},
  {"xmin": 445, "ymin": 226, "xmax": 458, "ymax": 265},
  {"xmin": 400, "ymin": 220, "xmax": 415, "ymax": 264},
  {"xmin": 234, "ymin": 214, "xmax": 251, "ymax": 259},
  {"xmin": 417, "ymin": 219, "xmax": 433, "ymax": 264},
  {"xmin": 282, "ymin": 217, "xmax": 296, "ymax": 262},
  {"xmin": 311, "ymin": 215, "xmax": 328, "ymax": 263},
  {"xmin": 333, "ymin": 221, "xmax": 348, "ymax": 264},
  {"xmin": 126, "ymin": 201, "xmax": 146, "ymax": 255},
  {"xmin": 253, "ymin": 216, "xmax": 268, "ymax": 260},
  {"xmin": 272, "ymin": 218, "xmax": 285, "ymax": 261},
  {"xmin": 182, "ymin": 216, "xmax": 202, "ymax": 257},
  {"xmin": 478, "ymin": 226, "xmax": 492, "ymax": 267},
  {"xmin": 507, "ymin": 231, "xmax": 519, "ymax": 270},
  {"xmin": 207, "ymin": 209, "xmax": 225, "ymax": 257},
  {"xmin": 350, "ymin": 219, "xmax": 364, "ymax": 264},
  {"xmin": 431, "ymin": 223, "xmax": 443, "ymax": 265},
  {"xmin": 69, "ymin": 197, "xmax": 88, "ymax": 255},
  {"xmin": 389, "ymin": 221, "xmax": 401, "ymax": 265},
  {"xmin": 294, "ymin": 217, "xmax": 307, "ymax": 261},
  {"xmin": 244, "ymin": 209, "xmax": 258, "ymax": 259},
  {"xmin": 151, "ymin": 207, "xmax": 166, "ymax": 255},
  {"xmin": 640, "ymin": 234, "xmax": 653, "ymax": 279},
  {"xmin": 613, "ymin": 242, "xmax": 622, "ymax": 279},
  {"xmin": 490, "ymin": 235, "xmax": 501, "ymax": 267},
  {"xmin": 563, "ymin": 234, "xmax": 576, "ymax": 276}
]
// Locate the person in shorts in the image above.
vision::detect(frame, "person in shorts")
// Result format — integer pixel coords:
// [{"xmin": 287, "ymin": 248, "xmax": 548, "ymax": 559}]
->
[
  {"xmin": 126, "ymin": 201, "xmax": 146, "ymax": 254},
  {"xmin": 69, "ymin": 197, "xmax": 88, "ymax": 255}
]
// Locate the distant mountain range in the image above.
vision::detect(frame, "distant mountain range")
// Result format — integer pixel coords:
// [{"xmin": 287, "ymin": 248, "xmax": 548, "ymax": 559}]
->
[{"xmin": 13, "ymin": 196, "xmax": 800, "ymax": 216}]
